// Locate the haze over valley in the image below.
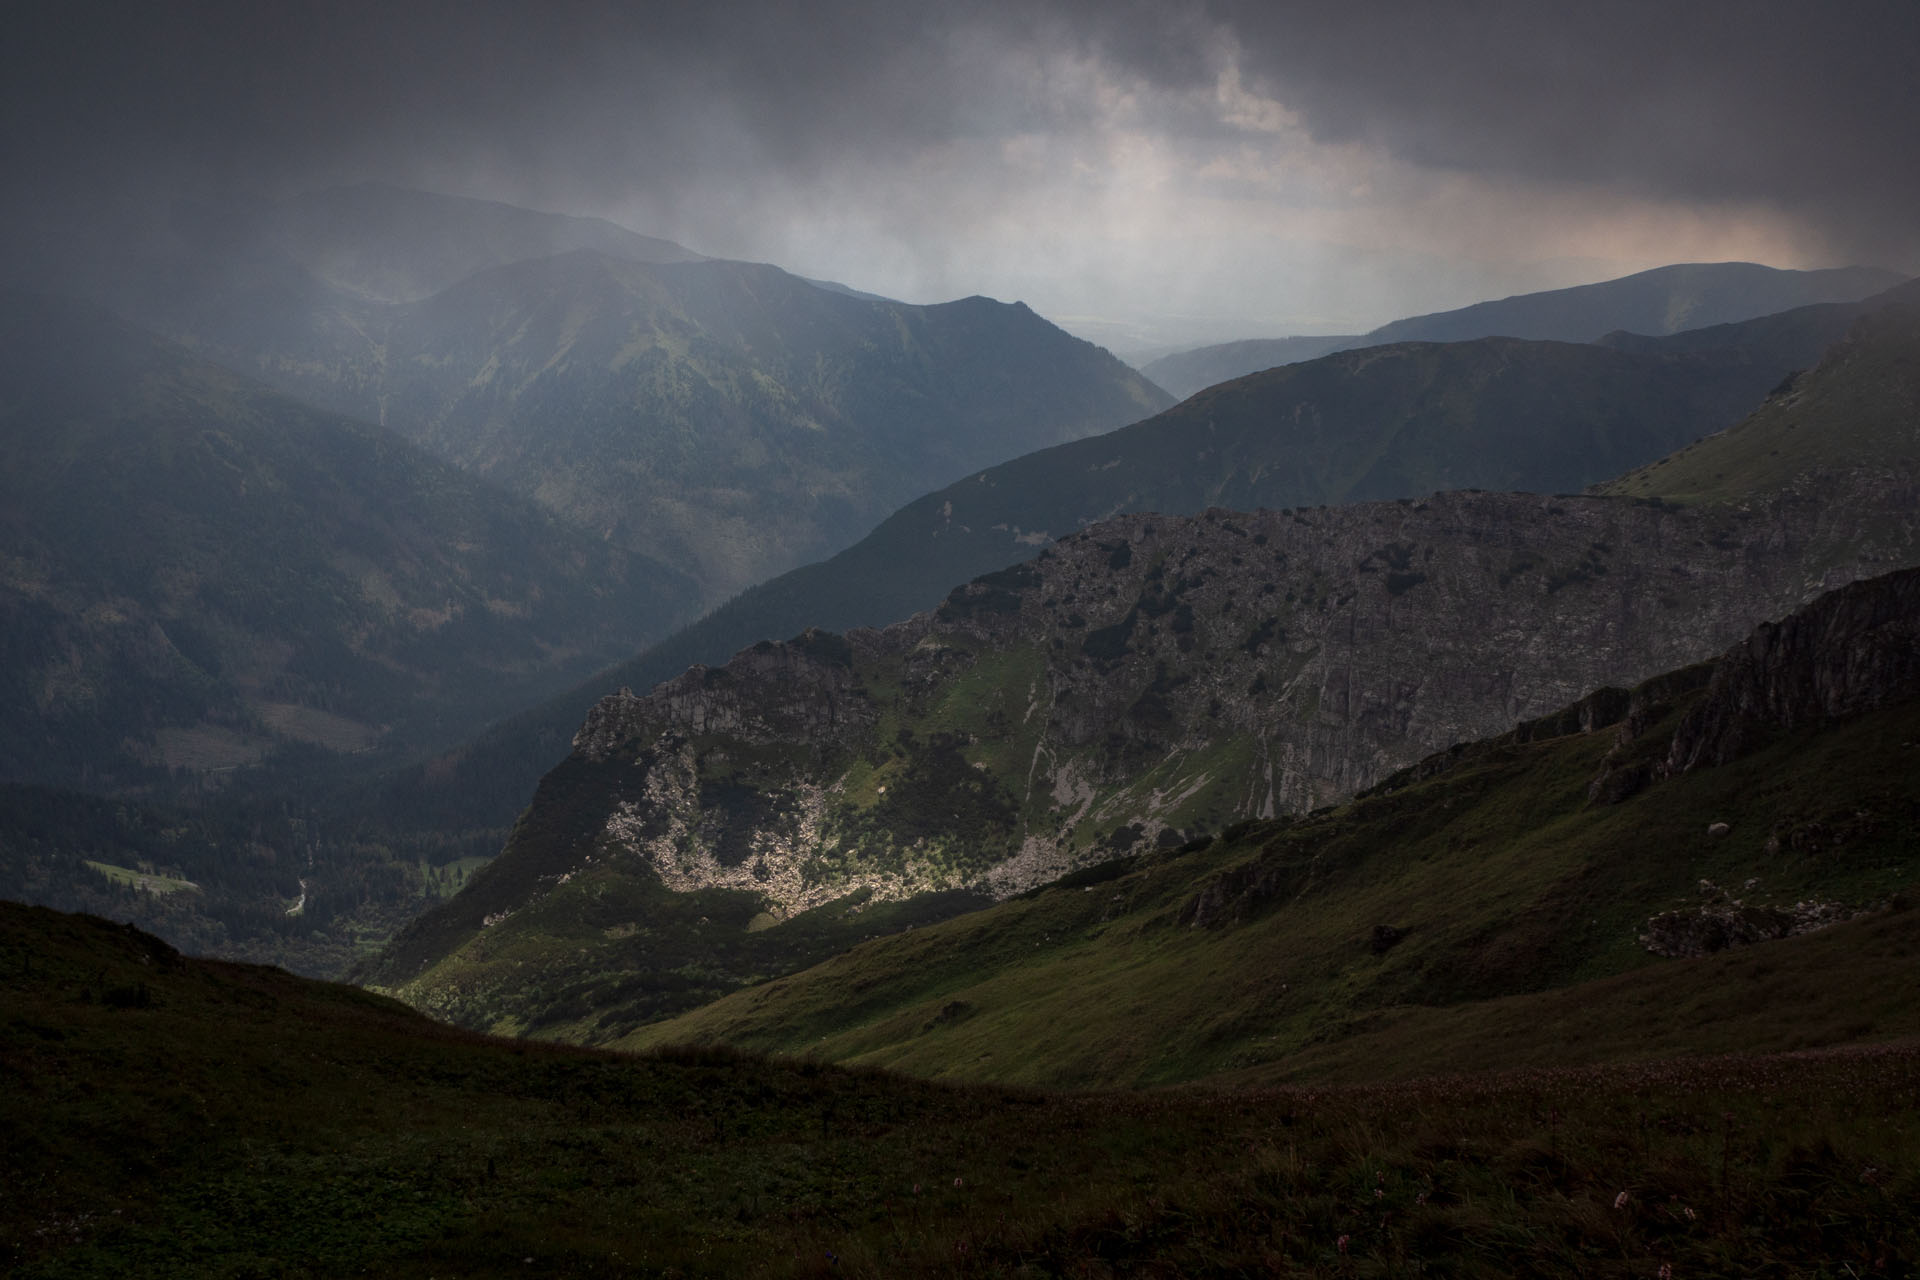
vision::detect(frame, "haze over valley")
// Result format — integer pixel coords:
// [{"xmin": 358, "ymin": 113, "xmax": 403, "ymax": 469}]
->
[{"xmin": 4, "ymin": 3, "xmax": 1919, "ymax": 1275}]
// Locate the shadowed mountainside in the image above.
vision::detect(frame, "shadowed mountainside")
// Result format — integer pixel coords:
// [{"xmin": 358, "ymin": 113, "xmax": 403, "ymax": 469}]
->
[
  {"xmin": 360, "ymin": 310, "xmax": 1920, "ymax": 1037},
  {"xmin": 0, "ymin": 290, "xmax": 698, "ymax": 793},
  {"xmin": 124, "ymin": 187, "xmax": 1172, "ymax": 605}
]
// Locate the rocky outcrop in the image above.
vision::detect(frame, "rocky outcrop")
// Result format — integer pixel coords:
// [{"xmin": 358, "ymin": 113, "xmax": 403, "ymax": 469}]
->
[
  {"xmin": 1372, "ymin": 566, "xmax": 1920, "ymax": 811},
  {"xmin": 1665, "ymin": 567, "xmax": 1920, "ymax": 772},
  {"xmin": 1641, "ymin": 881, "xmax": 1860, "ymax": 958},
  {"xmin": 1183, "ymin": 570, "xmax": 1920, "ymax": 941},
  {"xmin": 574, "ymin": 629, "xmax": 880, "ymax": 762}
]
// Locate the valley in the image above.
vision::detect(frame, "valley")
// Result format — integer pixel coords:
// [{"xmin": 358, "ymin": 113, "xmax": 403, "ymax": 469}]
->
[{"xmin": 3, "ymin": 120, "xmax": 1917, "ymax": 1274}]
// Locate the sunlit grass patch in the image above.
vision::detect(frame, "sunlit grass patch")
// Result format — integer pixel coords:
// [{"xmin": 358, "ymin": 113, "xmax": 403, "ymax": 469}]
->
[{"xmin": 81, "ymin": 861, "xmax": 197, "ymax": 895}]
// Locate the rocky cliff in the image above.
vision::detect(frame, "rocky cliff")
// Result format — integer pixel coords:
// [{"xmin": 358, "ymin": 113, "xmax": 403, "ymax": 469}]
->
[{"xmin": 1665, "ymin": 567, "xmax": 1920, "ymax": 772}]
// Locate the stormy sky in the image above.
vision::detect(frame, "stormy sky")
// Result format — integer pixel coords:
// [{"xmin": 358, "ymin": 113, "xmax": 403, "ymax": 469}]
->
[{"xmin": 6, "ymin": 0, "xmax": 1916, "ymax": 351}]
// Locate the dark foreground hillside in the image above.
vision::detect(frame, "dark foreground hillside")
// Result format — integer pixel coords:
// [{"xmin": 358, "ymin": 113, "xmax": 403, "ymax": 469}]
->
[{"xmin": 2, "ymin": 899, "xmax": 1916, "ymax": 1278}]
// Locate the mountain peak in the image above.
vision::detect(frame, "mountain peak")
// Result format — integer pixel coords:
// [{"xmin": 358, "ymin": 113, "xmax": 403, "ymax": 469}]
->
[
  {"xmin": 1361, "ymin": 261, "xmax": 1908, "ymax": 348},
  {"xmin": 258, "ymin": 183, "xmax": 705, "ymax": 303}
]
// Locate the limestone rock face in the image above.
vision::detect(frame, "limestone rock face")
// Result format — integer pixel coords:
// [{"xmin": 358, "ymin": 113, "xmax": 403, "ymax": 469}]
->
[
  {"xmin": 574, "ymin": 630, "xmax": 883, "ymax": 762},
  {"xmin": 551, "ymin": 483, "xmax": 1920, "ymax": 920}
]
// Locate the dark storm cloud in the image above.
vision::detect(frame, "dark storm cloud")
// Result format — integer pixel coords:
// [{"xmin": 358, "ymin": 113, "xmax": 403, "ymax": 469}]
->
[
  {"xmin": 2, "ymin": 1, "xmax": 1183, "ymax": 211},
  {"xmin": 1203, "ymin": 0, "xmax": 1920, "ymax": 264},
  {"xmin": 3, "ymin": 0, "xmax": 1914, "ymax": 289},
  {"xmin": 5, "ymin": 1, "xmax": 930, "ymax": 199}
]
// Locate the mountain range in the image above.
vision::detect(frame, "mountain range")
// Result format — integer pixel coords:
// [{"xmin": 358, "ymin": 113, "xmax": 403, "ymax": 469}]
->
[
  {"xmin": 0, "ymin": 186, "xmax": 1176, "ymax": 968},
  {"xmin": 7, "ymin": 189, "xmax": 1916, "ymax": 1007},
  {"xmin": 6, "ymin": 185, "xmax": 1920, "ymax": 1279},
  {"xmin": 1140, "ymin": 261, "xmax": 1908, "ymax": 400},
  {"xmin": 360, "ymin": 303, "xmax": 1920, "ymax": 1035},
  {"xmin": 119, "ymin": 186, "xmax": 1171, "ymax": 604},
  {"xmin": 373, "ymin": 289, "xmax": 1910, "ymax": 851}
]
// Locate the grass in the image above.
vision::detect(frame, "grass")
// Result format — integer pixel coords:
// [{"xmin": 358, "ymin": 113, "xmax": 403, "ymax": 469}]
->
[
  {"xmin": 420, "ymin": 855, "xmax": 491, "ymax": 899},
  {"xmin": 4, "ymin": 898, "xmax": 1917, "ymax": 1278},
  {"xmin": 80, "ymin": 862, "xmax": 198, "ymax": 896},
  {"xmin": 1216, "ymin": 902, "xmax": 1920, "ymax": 1085},
  {"xmin": 1600, "ymin": 304, "xmax": 1920, "ymax": 505}
]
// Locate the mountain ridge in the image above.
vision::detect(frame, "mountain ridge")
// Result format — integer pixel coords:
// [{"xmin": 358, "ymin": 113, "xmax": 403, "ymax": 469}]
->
[
  {"xmin": 1362, "ymin": 260, "xmax": 1907, "ymax": 346},
  {"xmin": 363, "ymin": 472, "xmax": 1920, "ymax": 1032},
  {"xmin": 1134, "ymin": 262, "xmax": 1908, "ymax": 399},
  {"xmin": 360, "ymin": 305, "xmax": 1920, "ymax": 1035}
]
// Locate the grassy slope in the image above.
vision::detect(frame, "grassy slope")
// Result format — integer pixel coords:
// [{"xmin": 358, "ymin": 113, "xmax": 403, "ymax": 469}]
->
[
  {"xmin": 1601, "ymin": 303, "xmax": 1920, "ymax": 505},
  {"xmin": 5, "ymin": 898, "xmax": 1917, "ymax": 1278},
  {"xmin": 623, "ymin": 680, "xmax": 1920, "ymax": 1091},
  {"xmin": 1362, "ymin": 262, "xmax": 1907, "ymax": 346}
]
